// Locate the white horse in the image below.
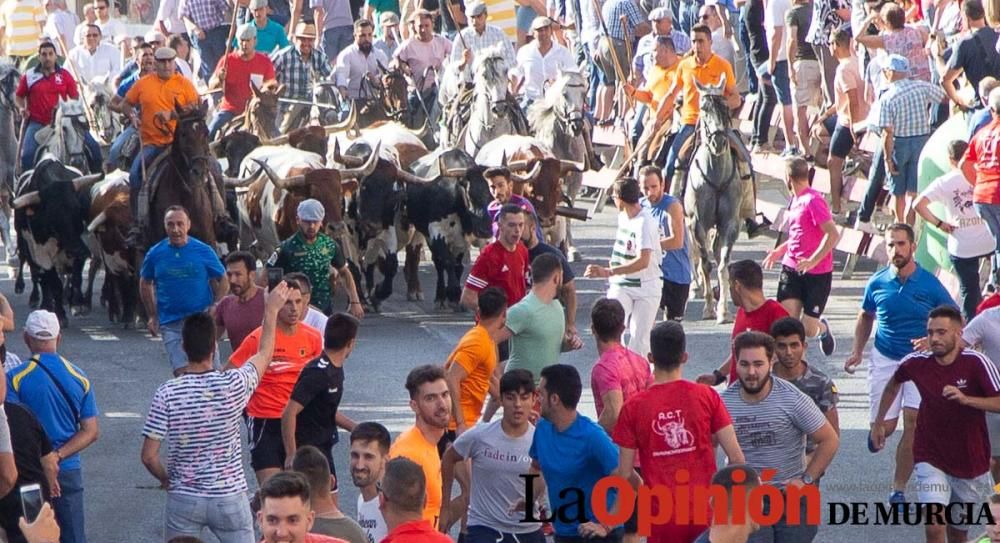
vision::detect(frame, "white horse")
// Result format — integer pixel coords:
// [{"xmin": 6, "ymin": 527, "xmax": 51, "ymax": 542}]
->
[
  {"xmin": 459, "ymin": 46, "xmax": 526, "ymax": 156},
  {"xmin": 35, "ymin": 98, "xmax": 93, "ymax": 173}
]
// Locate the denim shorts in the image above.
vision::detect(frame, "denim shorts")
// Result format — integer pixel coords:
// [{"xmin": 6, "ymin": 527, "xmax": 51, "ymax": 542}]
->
[
  {"xmin": 161, "ymin": 318, "xmax": 220, "ymax": 371},
  {"xmin": 772, "ymin": 60, "xmax": 793, "ymax": 106}
]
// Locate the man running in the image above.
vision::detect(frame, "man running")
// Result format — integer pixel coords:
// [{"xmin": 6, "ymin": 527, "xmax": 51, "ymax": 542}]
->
[
  {"xmin": 461, "ymin": 204, "xmax": 529, "ymax": 313},
  {"xmin": 639, "ymin": 165, "xmax": 691, "ymax": 322}
]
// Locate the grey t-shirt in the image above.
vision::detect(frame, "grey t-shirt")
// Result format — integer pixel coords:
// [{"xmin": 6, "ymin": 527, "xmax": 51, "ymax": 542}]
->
[
  {"xmin": 311, "ymin": 516, "xmax": 369, "ymax": 543},
  {"xmin": 0, "ymin": 406, "xmax": 10, "ymax": 454},
  {"xmin": 452, "ymin": 419, "xmax": 542, "ymax": 533},
  {"xmin": 721, "ymin": 377, "xmax": 827, "ymax": 485},
  {"xmin": 786, "ymin": 3, "xmax": 818, "ymax": 61}
]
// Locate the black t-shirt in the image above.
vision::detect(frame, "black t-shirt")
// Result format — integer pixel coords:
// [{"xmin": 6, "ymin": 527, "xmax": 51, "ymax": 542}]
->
[
  {"xmin": 948, "ymin": 26, "xmax": 1000, "ymax": 102},
  {"xmin": 744, "ymin": 0, "xmax": 769, "ymax": 66},
  {"xmin": 0, "ymin": 402, "xmax": 53, "ymax": 542},
  {"xmin": 786, "ymin": 3, "xmax": 818, "ymax": 61},
  {"xmin": 528, "ymin": 242, "xmax": 575, "ymax": 284},
  {"xmin": 289, "ymin": 353, "xmax": 345, "ymax": 449}
]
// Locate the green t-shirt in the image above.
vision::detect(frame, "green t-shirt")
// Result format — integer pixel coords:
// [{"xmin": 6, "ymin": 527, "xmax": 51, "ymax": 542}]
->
[
  {"xmin": 368, "ymin": 0, "xmax": 400, "ymax": 37},
  {"xmin": 504, "ymin": 291, "xmax": 565, "ymax": 381},
  {"xmin": 267, "ymin": 231, "xmax": 346, "ymax": 312}
]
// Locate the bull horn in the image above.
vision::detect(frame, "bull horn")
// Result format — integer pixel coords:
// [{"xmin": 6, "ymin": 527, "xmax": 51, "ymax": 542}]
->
[
  {"xmin": 87, "ymin": 210, "xmax": 107, "ymax": 232},
  {"xmin": 341, "ymin": 142, "xmax": 381, "ymax": 179},
  {"xmin": 73, "ymin": 173, "xmax": 103, "ymax": 192},
  {"xmin": 406, "ymin": 118, "xmax": 427, "ymax": 136},
  {"xmin": 560, "ymin": 159, "xmax": 587, "ymax": 174},
  {"xmin": 436, "ymin": 155, "xmax": 467, "ymax": 178},
  {"xmin": 333, "ymin": 139, "xmax": 365, "ymax": 168},
  {"xmin": 13, "ymin": 191, "xmax": 40, "ymax": 209},
  {"xmin": 323, "ymin": 104, "xmax": 357, "ymax": 134},
  {"xmin": 396, "ymin": 168, "xmax": 435, "ymax": 184},
  {"xmin": 253, "ymin": 158, "xmax": 308, "ymax": 189},
  {"xmin": 223, "ymin": 163, "xmax": 264, "ymax": 188},
  {"xmin": 508, "ymin": 161, "xmax": 543, "ymax": 184}
]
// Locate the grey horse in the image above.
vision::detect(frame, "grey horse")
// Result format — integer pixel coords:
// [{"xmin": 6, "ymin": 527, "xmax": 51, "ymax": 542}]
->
[
  {"xmin": 685, "ymin": 73, "xmax": 744, "ymax": 324},
  {"xmin": 0, "ymin": 60, "xmax": 18, "ymax": 264},
  {"xmin": 527, "ymin": 69, "xmax": 589, "ymax": 261},
  {"xmin": 459, "ymin": 46, "xmax": 526, "ymax": 157}
]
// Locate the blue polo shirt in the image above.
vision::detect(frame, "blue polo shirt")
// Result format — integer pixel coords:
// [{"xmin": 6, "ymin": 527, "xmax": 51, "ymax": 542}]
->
[
  {"xmin": 643, "ymin": 194, "xmax": 691, "ymax": 285},
  {"xmin": 232, "ymin": 19, "xmax": 291, "ymax": 54},
  {"xmin": 862, "ymin": 264, "xmax": 956, "ymax": 360},
  {"xmin": 139, "ymin": 236, "xmax": 225, "ymax": 325},
  {"xmin": 529, "ymin": 414, "xmax": 620, "ymax": 537},
  {"xmin": 7, "ymin": 353, "xmax": 99, "ymax": 471}
]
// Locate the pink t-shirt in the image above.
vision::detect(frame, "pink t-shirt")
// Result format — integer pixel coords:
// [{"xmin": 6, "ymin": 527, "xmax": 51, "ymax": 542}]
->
[
  {"xmin": 834, "ymin": 57, "xmax": 868, "ymax": 128},
  {"xmin": 394, "ymin": 35, "xmax": 452, "ymax": 91},
  {"xmin": 782, "ymin": 186, "xmax": 834, "ymax": 274},
  {"xmin": 215, "ymin": 288, "xmax": 265, "ymax": 351},
  {"xmin": 590, "ymin": 344, "xmax": 653, "ymax": 416}
]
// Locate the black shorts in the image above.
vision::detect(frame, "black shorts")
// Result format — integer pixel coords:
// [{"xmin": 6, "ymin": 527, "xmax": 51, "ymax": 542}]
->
[
  {"xmin": 438, "ymin": 429, "xmax": 457, "ymax": 459},
  {"xmin": 829, "ymin": 124, "xmax": 855, "ymax": 159},
  {"xmin": 247, "ymin": 416, "xmax": 285, "ymax": 471},
  {"xmin": 498, "ymin": 339, "xmax": 510, "ymax": 362},
  {"xmin": 776, "ymin": 265, "xmax": 833, "ymax": 318},
  {"xmin": 624, "ymin": 467, "xmax": 641, "ymax": 534},
  {"xmin": 659, "ymin": 280, "xmax": 691, "ymax": 321}
]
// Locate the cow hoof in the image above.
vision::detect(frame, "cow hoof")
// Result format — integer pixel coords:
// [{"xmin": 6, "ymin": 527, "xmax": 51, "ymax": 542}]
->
[
  {"xmin": 14, "ymin": 283, "xmax": 23, "ymax": 295},
  {"xmin": 416, "ymin": 292, "xmax": 424, "ymax": 301},
  {"xmin": 702, "ymin": 308, "xmax": 716, "ymax": 320},
  {"xmin": 407, "ymin": 292, "xmax": 418, "ymax": 302},
  {"xmin": 435, "ymin": 301, "xmax": 448, "ymax": 311},
  {"xmin": 122, "ymin": 321, "xmax": 133, "ymax": 330},
  {"xmin": 28, "ymin": 297, "xmax": 39, "ymax": 309},
  {"xmin": 567, "ymin": 247, "xmax": 581, "ymax": 263},
  {"xmin": 450, "ymin": 302, "xmax": 465, "ymax": 313}
]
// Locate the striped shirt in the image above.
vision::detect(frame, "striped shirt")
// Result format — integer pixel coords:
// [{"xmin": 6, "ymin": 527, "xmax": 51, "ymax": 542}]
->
[
  {"xmin": 601, "ymin": 0, "xmax": 644, "ymax": 42},
  {"xmin": 876, "ymin": 78, "xmax": 946, "ymax": 138},
  {"xmin": 482, "ymin": 0, "xmax": 517, "ymax": 42},
  {"xmin": 271, "ymin": 45, "xmax": 332, "ymax": 101},
  {"xmin": 449, "ymin": 24, "xmax": 516, "ymax": 82},
  {"xmin": 179, "ymin": 0, "xmax": 230, "ymax": 32},
  {"xmin": 141, "ymin": 364, "xmax": 260, "ymax": 497},
  {"xmin": 0, "ymin": 0, "xmax": 46, "ymax": 57},
  {"xmin": 609, "ymin": 208, "xmax": 662, "ymax": 291},
  {"xmin": 721, "ymin": 377, "xmax": 827, "ymax": 486}
]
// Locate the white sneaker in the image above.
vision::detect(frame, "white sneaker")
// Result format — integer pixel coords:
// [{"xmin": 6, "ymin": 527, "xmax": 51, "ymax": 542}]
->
[{"xmin": 855, "ymin": 219, "xmax": 877, "ymax": 235}]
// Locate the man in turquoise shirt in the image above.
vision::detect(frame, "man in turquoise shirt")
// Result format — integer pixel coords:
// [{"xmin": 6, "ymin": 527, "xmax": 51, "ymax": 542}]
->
[{"xmin": 234, "ymin": 0, "xmax": 290, "ymax": 54}]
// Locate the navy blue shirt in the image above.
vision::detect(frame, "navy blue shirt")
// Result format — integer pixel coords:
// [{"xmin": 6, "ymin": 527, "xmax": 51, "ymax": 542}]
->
[
  {"xmin": 140, "ymin": 236, "xmax": 225, "ymax": 325},
  {"xmin": 862, "ymin": 264, "xmax": 956, "ymax": 360}
]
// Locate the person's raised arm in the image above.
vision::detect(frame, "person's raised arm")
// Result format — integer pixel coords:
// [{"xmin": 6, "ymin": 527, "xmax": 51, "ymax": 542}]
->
[{"xmin": 245, "ymin": 282, "xmax": 291, "ymax": 378}]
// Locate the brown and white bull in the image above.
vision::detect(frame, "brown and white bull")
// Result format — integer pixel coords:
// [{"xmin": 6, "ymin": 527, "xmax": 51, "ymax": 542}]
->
[{"xmin": 86, "ymin": 172, "xmax": 142, "ymax": 327}]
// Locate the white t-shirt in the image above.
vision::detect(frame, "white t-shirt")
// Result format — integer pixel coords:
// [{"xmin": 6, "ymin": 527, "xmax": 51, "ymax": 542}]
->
[
  {"xmin": 765, "ymin": 0, "xmax": 790, "ymax": 62},
  {"xmin": 356, "ymin": 493, "xmax": 388, "ymax": 543},
  {"xmin": 963, "ymin": 307, "xmax": 1000, "ymax": 369},
  {"xmin": 303, "ymin": 306, "xmax": 327, "ymax": 335},
  {"xmin": 609, "ymin": 208, "xmax": 663, "ymax": 294},
  {"xmin": 97, "ymin": 17, "xmax": 126, "ymax": 45},
  {"xmin": 916, "ymin": 170, "xmax": 997, "ymax": 258}
]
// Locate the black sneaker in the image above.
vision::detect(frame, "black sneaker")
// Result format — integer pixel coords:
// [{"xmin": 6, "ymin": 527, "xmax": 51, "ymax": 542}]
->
[
  {"xmin": 745, "ymin": 219, "xmax": 767, "ymax": 239},
  {"xmin": 819, "ymin": 317, "xmax": 836, "ymax": 356}
]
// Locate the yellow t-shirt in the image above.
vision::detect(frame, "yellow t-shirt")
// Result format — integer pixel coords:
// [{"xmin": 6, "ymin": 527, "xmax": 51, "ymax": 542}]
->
[
  {"xmin": 124, "ymin": 73, "xmax": 199, "ymax": 147},
  {"xmin": 676, "ymin": 53, "xmax": 736, "ymax": 126},
  {"xmin": 483, "ymin": 0, "xmax": 517, "ymax": 41},
  {"xmin": 389, "ymin": 426, "xmax": 442, "ymax": 528},
  {"xmin": 1, "ymin": 0, "xmax": 45, "ymax": 57},
  {"xmin": 643, "ymin": 62, "xmax": 679, "ymax": 111},
  {"xmin": 446, "ymin": 324, "xmax": 497, "ymax": 430}
]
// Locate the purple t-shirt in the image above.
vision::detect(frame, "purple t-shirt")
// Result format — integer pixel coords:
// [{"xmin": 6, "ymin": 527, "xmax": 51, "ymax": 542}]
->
[
  {"xmin": 590, "ymin": 344, "xmax": 653, "ymax": 416},
  {"xmin": 782, "ymin": 187, "xmax": 834, "ymax": 274},
  {"xmin": 215, "ymin": 288, "xmax": 265, "ymax": 351},
  {"xmin": 487, "ymin": 194, "xmax": 542, "ymax": 239}
]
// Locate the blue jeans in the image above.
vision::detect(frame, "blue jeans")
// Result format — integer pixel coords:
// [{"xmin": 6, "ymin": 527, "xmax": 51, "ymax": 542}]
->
[
  {"xmin": 161, "ymin": 318, "xmax": 220, "ymax": 371},
  {"xmin": 858, "ymin": 143, "xmax": 886, "ymax": 223},
  {"xmin": 751, "ymin": 63, "xmax": 777, "ymax": 146},
  {"xmin": 976, "ymin": 202, "xmax": 1000, "ymax": 286},
  {"xmin": 21, "ymin": 121, "xmax": 103, "ymax": 173},
  {"xmin": 771, "ymin": 60, "xmax": 792, "ymax": 106},
  {"xmin": 951, "ymin": 253, "xmax": 986, "ymax": 320},
  {"xmin": 664, "ymin": 123, "xmax": 696, "ymax": 186},
  {"xmin": 208, "ymin": 110, "xmax": 236, "ymax": 140},
  {"xmin": 739, "ymin": 6, "xmax": 758, "ymax": 94},
  {"xmin": 630, "ymin": 103, "xmax": 648, "ymax": 148},
  {"xmin": 54, "ymin": 469, "xmax": 85, "ymax": 543},
  {"xmin": 746, "ymin": 492, "xmax": 818, "ymax": 543},
  {"xmin": 323, "ymin": 25, "xmax": 354, "ymax": 58},
  {"xmin": 192, "ymin": 25, "xmax": 229, "ymax": 82},
  {"xmin": 165, "ymin": 492, "xmax": 253, "ymax": 543},
  {"xmin": 108, "ymin": 124, "xmax": 136, "ymax": 168},
  {"xmin": 679, "ymin": 0, "xmax": 704, "ymax": 34},
  {"xmin": 887, "ymin": 134, "xmax": 929, "ymax": 196},
  {"xmin": 129, "ymin": 145, "xmax": 167, "ymax": 215},
  {"xmin": 467, "ymin": 526, "xmax": 546, "ymax": 543}
]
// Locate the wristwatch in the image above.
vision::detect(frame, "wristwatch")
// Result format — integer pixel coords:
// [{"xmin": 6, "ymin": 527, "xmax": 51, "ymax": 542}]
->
[{"xmin": 802, "ymin": 473, "xmax": 815, "ymax": 485}]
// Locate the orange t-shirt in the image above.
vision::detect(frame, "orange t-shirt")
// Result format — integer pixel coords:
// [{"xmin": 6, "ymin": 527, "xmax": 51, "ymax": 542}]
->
[
  {"xmin": 446, "ymin": 324, "xmax": 497, "ymax": 430},
  {"xmin": 389, "ymin": 426, "xmax": 442, "ymax": 528},
  {"xmin": 229, "ymin": 324, "xmax": 323, "ymax": 419},
  {"xmin": 124, "ymin": 73, "xmax": 199, "ymax": 147},
  {"xmin": 676, "ymin": 53, "xmax": 737, "ymax": 126}
]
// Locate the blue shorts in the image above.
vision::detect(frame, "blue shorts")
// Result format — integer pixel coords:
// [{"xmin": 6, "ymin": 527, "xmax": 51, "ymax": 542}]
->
[
  {"xmin": 516, "ymin": 5, "xmax": 538, "ymax": 31},
  {"xmin": 771, "ymin": 60, "xmax": 792, "ymax": 106},
  {"xmin": 830, "ymin": 123, "xmax": 855, "ymax": 159}
]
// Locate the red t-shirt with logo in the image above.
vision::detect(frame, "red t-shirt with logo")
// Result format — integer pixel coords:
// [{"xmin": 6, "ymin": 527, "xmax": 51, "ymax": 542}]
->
[
  {"xmin": 612, "ymin": 380, "xmax": 733, "ymax": 542},
  {"xmin": 465, "ymin": 240, "xmax": 529, "ymax": 305},
  {"xmin": 728, "ymin": 299, "xmax": 789, "ymax": 383},
  {"xmin": 216, "ymin": 51, "xmax": 276, "ymax": 113},
  {"xmin": 968, "ymin": 117, "xmax": 1000, "ymax": 204},
  {"xmin": 894, "ymin": 350, "xmax": 1000, "ymax": 478},
  {"xmin": 16, "ymin": 68, "xmax": 79, "ymax": 125}
]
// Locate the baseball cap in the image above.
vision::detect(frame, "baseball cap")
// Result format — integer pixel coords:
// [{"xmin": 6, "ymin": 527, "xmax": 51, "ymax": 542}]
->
[
  {"xmin": 25, "ymin": 310, "xmax": 60, "ymax": 340},
  {"xmin": 249, "ymin": 0, "xmax": 268, "ymax": 8},
  {"xmin": 144, "ymin": 30, "xmax": 164, "ymax": 44},
  {"xmin": 297, "ymin": 199, "xmax": 325, "ymax": 222},
  {"xmin": 153, "ymin": 46, "xmax": 176, "ymax": 60},
  {"xmin": 885, "ymin": 54, "xmax": 910, "ymax": 73}
]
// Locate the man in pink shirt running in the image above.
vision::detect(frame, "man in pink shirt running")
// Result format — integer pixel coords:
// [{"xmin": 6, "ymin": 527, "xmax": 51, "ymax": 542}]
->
[
  {"xmin": 590, "ymin": 297, "xmax": 653, "ymax": 435},
  {"xmin": 763, "ymin": 157, "xmax": 841, "ymax": 357}
]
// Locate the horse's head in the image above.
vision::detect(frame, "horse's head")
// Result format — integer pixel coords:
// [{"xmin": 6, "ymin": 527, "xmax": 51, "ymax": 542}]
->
[
  {"xmin": 248, "ymin": 81, "xmax": 282, "ymax": 139},
  {"xmin": 379, "ymin": 63, "xmax": 408, "ymax": 120},
  {"xmin": 547, "ymin": 69, "xmax": 587, "ymax": 136},
  {"xmin": 87, "ymin": 77, "xmax": 117, "ymax": 143},
  {"xmin": 53, "ymin": 98, "xmax": 90, "ymax": 171},
  {"xmin": 173, "ymin": 101, "xmax": 214, "ymax": 182},
  {"xmin": 473, "ymin": 47, "xmax": 512, "ymax": 115},
  {"xmin": 695, "ymin": 73, "xmax": 730, "ymax": 149},
  {"xmin": 0, "ymin": 60, "xmax": 20, "ymax": 112}
]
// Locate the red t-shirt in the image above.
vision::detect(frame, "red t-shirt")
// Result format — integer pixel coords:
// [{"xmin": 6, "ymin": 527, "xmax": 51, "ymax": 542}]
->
[
  {"xmin": 380, "ymin": 520, "xmax": 452, "ymax": 543},
  {"xmin": 967, "ymin": 117, "xmax": 1000, "ymax": 204},
  {"xmin": 16, "ymin": 68, "xmax": 79, "ymax": 125},
  {"xmin": 216, "ymin": 52, "xmax": 276, "ymax": 113},
  {"xmin": 894, "ymin": 350, "xmax": 1000, "ymax": 478},
  {"xmin": 728, "ymin": 300, "xmax": 789, "ymax": 383},
  {"xmin": 978, "ymin": 292, "xmax": 1000, "ymax": 313},
  {"xmin": 465, "ymin": 241, "xmax": 529, "ymax": 305},
  {"xmin": 612, "ymin": 380, "xmax": 733, "ymax": 542}
]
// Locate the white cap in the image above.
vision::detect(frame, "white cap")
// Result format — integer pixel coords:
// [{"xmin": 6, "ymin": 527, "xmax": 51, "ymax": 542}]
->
[{"xmin": 24, "ymin": 310, "xmax": 60, "ymax": 340}]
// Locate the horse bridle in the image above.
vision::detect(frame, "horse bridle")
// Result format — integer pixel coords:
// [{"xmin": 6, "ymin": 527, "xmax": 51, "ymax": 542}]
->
[{"xmin": 552, "ymin": 82, "xmax": 587, "ymax": 134}]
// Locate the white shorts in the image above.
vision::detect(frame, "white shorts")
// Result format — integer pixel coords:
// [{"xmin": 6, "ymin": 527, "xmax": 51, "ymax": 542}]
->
[
  {"xmin": 868, "ymin": 349, "xmax": 921, "ymax": 423},
  {"xmin": 914, "ymin": 462, "xmax": 991, "ymax": 526}
]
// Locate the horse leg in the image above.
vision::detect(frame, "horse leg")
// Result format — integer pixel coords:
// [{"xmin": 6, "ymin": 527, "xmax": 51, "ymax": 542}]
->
[
  {"xmin": 565, "ymin": 171, "xmax": 583, "ymax": 262},
  {"xmin": 715, "ymin": 178, "xmax": 745, "ymax": 324}
]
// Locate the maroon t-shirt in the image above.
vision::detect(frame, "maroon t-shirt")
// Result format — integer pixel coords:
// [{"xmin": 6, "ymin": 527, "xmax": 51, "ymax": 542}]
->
[
  {"xmin": 894, "ymin": 350, "xmax": 1000, "ymax": 478},
  {"xmin": 728, "ymin": 299, "xmax": 790, "ymax": 383},
  {"xmin": 215, "ymin": 288, "xmax": 265, "ymax": 351}
]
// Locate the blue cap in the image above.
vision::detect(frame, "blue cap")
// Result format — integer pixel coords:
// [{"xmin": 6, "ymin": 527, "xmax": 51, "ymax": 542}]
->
[
  {"xmin": 297, "ymin": 199, "xmax": 325, "ymax": 222},
  {"xmin": 885, "ymin": 54, "xmax": 910, "ymax": 73}
]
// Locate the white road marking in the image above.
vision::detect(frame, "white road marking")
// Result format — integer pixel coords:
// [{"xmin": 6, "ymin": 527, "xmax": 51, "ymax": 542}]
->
[
  {"xmin": 104, "ymin": 412, "xmax": 142, "ymax": 418},
  {"xmin": 80, "ymin": 327, "xmax": 119, "ymax": 341}
]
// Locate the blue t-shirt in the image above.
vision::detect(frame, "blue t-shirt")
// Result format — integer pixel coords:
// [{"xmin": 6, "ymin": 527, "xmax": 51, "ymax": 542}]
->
[
  {"xmin": 643, "ymin": 195, "xmax": 691, "ymax": 284},
  {"xmin": 139, "ymin": 236, "xmax": 225, "ymax": 325},
  {"xmin": 233, "ymin": 19, "xmax": 290, "ymax": 54},
  {"xmin": 117, "ymin": 71, "xmax": 140, "ymax": 97},
  {"xmin": 529, "ymin": 414, "xmax": 620, "ymax": 536},
  {"xmin": 7, "ymin": 353, "xmax": 99, "ymax": 471},
  {"xmin": 862, "ymin": 264, "xmax": 956, "ymax": 360}
]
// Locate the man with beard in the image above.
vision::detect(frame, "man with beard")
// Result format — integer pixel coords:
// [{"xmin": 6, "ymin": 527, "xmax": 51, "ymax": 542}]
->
[
  {"xmin": 350, "ymin": 422, "xmax": 391, "ymax": 543},
  {"xmin": 722, "ymin": 331, "xmax": 838, "ymax": 542},
  {"xmin": 333, "ymin": 19, "xmax": 388, "ymax": 110},
  {"xmin": 874, "ymin": 305, "xmax": 1000, "ymax": 543},
  {"xmin": 845, "ymin": 223, "xmax": 956, "ymax": 507},
  {"xmin": 227, "ymin": 277, "xmax": 323, "ymax": 486},
  {"xmin": 389, "ymin": 365, "xmax": 462, "ymax": 530},
  {"xmin": 215, "ymin": 251, "xmax": 265, "ymax": 352},
  {"xmin": 441, "ymin": 369, "xmax": 542, "ymax": 542}
]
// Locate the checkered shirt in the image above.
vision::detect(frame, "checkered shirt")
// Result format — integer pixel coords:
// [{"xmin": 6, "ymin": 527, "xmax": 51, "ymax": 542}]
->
[
  {"xmin": 602, "ymin": 0, "xmax": 645, "ymax": 42},
  {"xmin": 877, "ymin": 79, "xmax": 946, "ymax": 138},
  {"xmin": 449, "ymin": 24, "xmax": 516, "ymax": 82},
  {"xmin": 270, "ymin": 45, "xmax": 332, "ymax": 101},
  {"xmin": 179, "ymin": 0, "xmax": 229, "ymax": 31}
]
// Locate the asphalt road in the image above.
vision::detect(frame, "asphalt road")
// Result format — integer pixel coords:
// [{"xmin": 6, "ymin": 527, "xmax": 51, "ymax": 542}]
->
[{"xmin": 1, "ymin": 175, "xmax": 937, "ymax": 542}]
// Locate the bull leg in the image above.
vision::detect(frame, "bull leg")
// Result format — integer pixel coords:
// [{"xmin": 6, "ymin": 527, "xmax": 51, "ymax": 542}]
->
[
  {"xmin": 404, "ymin": 244, "xmax": 424, "ymax": 301},
  {"xmin": 69, "ymin": 258, "xmax": 90, "ymax": 316},
  {"xmin": 43, "ymin": 269, "xmax": 68, "ymax": 326},
  {"xmin": 104, "ymin": 275, "xmax": 121, "ymax": 323},
  {"xmin": 122, "ymin": 274, "xmax": 139, "ymax": 329},
  {"xmin": 430, "ymin": 237, "xmax": 449, "ymax": 310},
  {"xmin": 0, "ymin": 203, "xmax": 14, "ymax": 265},
  {"xmin": 374, "ymin": 252, "xmax": 398, "ymax": 308},
  {"xmin": 345, "ymin": 259, "xmax": 370, "ymax": 309},
  {"xmin": 448, "ymin": 252, "xmax": 465, "ymax": 312},
  {"xmin": 27, "ymin": 260, "xmax": 41, "ymax": 308}
]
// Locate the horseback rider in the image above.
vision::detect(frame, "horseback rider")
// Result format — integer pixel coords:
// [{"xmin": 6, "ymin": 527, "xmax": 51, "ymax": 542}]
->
[
  {"xmin": 107, "ymin": 41, "xmax": 154, "ymax": 169},
  {"xmin": 449, "ymin": 2, "xmax": 516, "ymax": 86},
  {"xmin": 207, "ymin": 22, "xmax": 277, "ymax": 139},
  {"xmin": 658, "ymin": 23, "xmax": 763, "ymax": 235},
  {"xmin": 15, "ymin": 40, "xmax": 103, "ymax": 173},
  {"xmin": 333, "ymin": 18, "xmax": 388, "ymax": 119},
  {"xmin": 393, "ymin": 9, "xmax": 451, "ymax": 127},
  {"xmin": 513, "ymin": 16, "xmax": 575, "ymax": 110},
  {"xmin": 272, "ymin": 22, "xmax": 331, "ymax": 132}
]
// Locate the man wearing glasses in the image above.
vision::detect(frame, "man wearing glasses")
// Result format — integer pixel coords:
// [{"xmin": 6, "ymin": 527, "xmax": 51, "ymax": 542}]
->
[{"xmin": 68, "ymin": 24, "xmax": 120, "ymax": 83}]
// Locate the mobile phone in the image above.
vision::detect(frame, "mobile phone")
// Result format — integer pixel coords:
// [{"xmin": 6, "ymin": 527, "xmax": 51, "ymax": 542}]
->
[
  {"xmin": 267, "ymin": 267, "xmax": 284, "ymax": 290},
  {"xmin": 20, "ymin": 483, "xmax": 43, "ymax": 524}
]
